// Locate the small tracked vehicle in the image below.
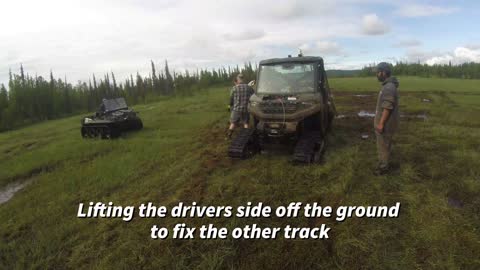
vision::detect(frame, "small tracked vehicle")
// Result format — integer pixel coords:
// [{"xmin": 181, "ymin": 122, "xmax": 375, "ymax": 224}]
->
[
  {"xmin": 228, "ymin": 55, "xmax": 336, "ymax": 163},
  {"xmin": 81, "ymin": 98, "xmax": 143, "ymax": 139}
]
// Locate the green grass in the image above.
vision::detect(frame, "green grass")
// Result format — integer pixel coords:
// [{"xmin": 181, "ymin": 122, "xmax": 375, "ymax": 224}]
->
[{"xmin": 1, "ymin": 77, "xmax": 480, "ymax": 269}]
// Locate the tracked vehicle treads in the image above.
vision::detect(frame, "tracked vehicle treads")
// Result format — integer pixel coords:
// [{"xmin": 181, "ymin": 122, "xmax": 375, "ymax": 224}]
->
[
  {"xmin": 81, "ymin": 98, "xmax": 143, "ymax": 139},
  {"xmin": 228, "ymin": 55, "xmax": 336, "ymax": 164}
]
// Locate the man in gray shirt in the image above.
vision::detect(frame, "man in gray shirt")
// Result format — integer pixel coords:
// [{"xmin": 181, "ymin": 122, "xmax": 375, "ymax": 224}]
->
[{"xmin": 374, "ymin": 62, "xmax": 400, "ymax": 175}]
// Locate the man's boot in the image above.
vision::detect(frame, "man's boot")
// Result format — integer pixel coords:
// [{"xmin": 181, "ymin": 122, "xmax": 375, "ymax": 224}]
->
[
  {"xmin": 226, "ymin": 129, "xmax": 234, "ymax": 139},
  {"xmin": 374, "ymin": 163, "xmax": 390, "ymax": 176}
]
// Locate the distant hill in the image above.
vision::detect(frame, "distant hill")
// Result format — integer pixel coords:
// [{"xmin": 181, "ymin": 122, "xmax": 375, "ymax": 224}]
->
[{"xmin": 326, "ymin": 69, "xmax": 361, "ymax": 78}]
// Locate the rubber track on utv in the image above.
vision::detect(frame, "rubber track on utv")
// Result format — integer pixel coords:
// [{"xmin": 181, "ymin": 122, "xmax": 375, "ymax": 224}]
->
[
  {"xmin": 228, "ymin": 128, "xmax": 259, "ymax": 159},
  {"xmin": 293, "ymin": 131, "xmax": 323, "ymax": 164},
  {"xmin": 81, "ymin": 125, "xmax": 120, "ymax": 139}
]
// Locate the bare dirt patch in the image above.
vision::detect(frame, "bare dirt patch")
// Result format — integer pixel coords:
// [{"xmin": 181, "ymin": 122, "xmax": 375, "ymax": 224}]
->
[{"xmin": 180, "ymin": 120, "xmax": 232, "ymax": 203}]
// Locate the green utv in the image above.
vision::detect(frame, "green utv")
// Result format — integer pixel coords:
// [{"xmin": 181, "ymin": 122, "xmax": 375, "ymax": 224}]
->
[
  {"xmin": 81, "ymin": 97, "xmax": 143, "ymax": 139},
  {"xmin": 228, "ymin": 55, "xmax": 337, "ymax": 163}
]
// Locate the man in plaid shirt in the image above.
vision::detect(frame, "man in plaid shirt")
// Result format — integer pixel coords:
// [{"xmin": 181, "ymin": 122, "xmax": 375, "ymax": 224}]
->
[{"xmin": 227, "ymin": 74, "xmax": 254, "ymax": 138}]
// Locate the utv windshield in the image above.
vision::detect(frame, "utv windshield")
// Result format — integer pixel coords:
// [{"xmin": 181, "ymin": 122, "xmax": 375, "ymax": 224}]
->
[{"xmin": 257, "ymin": 63, "xmax": 315, "ymax": 94}]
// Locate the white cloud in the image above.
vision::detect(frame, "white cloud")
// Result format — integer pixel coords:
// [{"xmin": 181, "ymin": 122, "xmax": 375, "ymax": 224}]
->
[
  {"xmin": 405, "ymin": 48, "xmax": 434, "ymax": 62},
  {"xmin": 268, "ymin": 2, "xmax": 309, "ymax": 20},
  {"xmin": 403, "ymin": 46, "xmax": 480, "ymax": 65},
  {"xmin": 395, "ymin": 4, "xmax": 459, "ymax": 17},
  {"xmin": 465, "ymin": 44, "xmax": 480, "ymax": 50},
  {"xmin": 223, "ymin": 30, "xmax": 266, "ymax": 41},
  {"xmin": 0, "ymin": 0, "xmax": 472, "ymax": 87},
  {"xmin": 393, "ymin": 39, "xmax": 422, "ymax": 48},
  {"xmin": 362, "ymin": 14, "xmax": 390, "ymax": 35},
  {"xmin": 300, "ymin": 41, "xmax": 344, "ymax": 56},
  {"xmin": 1, "ymin": 0, "xmax": 373, "ymax": 86},
  {"xmin": 425, "ymin": 47, "xmax": 480, "ymax": 65},
  {"xmin": 453, "ymin": 47, "xmax": 480, "ymax": 62},
  {"xmin": 324, "ymin": 60, "xmax": 365, "ymax": 70}
]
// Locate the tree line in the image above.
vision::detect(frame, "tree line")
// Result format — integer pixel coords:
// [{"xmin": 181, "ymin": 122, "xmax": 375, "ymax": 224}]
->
[
  {"xmin": 0, "ymin": 61, "xmax": 257, "ymax": 131},
  {"xmin": 359, "ymin": 61, "xmax": 480, "ymax": 79}
]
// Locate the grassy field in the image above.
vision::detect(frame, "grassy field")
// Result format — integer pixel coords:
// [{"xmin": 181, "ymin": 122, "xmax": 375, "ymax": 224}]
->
[{"xmin": 1, "ymin": 76, "xmax": 480, "ymax": 269}]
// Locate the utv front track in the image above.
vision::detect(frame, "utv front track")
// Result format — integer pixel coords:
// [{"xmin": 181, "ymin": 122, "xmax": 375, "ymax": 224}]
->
[
  {"xmin": 293, "ymin": 131, "xmax": 325, "ymax": 164},
  {"xmin": 228, "ymin": 128, "xmax": 260, "ymax": 159}
]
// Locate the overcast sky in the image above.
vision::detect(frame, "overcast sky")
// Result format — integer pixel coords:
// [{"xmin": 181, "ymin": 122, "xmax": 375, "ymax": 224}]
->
[{"xmin": 2, "ymin": 0, "xmax": 480, "ymax": 86}]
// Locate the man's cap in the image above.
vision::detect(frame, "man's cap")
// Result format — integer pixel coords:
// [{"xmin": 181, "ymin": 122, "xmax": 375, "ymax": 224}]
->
[
  {"xmin": 236, "ymin": 73, "xmax": 244, "ymax": 81},
  {"xmin": 375, "ymin": 62, "xmax": 392, "ymax": 73}
]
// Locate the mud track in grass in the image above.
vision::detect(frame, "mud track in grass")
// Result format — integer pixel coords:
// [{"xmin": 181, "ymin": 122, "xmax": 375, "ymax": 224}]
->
[{"xmin": 179, "ymin": 120, "xmax": 232, "ymax": 203}]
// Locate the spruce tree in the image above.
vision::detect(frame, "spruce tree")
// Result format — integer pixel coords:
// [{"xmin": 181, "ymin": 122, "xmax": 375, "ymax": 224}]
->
[
  {"xmin": 111, "ymin": 72, "xmax": 118, "ymax": 96},
  {"xmin": 164, "ymin": 60, "xmax": 174, "ymax": 95},
  {"xmin": 151, "ymin": 60, "xmax": 160, "ymax": 94},
  {"xmin": 0, "ymin": 84, "xmax": 8, "ymax": 110}
]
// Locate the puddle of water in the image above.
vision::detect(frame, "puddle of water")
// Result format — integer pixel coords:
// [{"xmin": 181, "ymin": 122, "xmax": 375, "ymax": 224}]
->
[
  {"xmin": 422, "ymin": 98, "xmax": 432, "ymax": 103},
  {"xmin": 354, "ymin": 94, "xmax": 372, "ymax": 97},
  {"xmin": 339, "ymin": 112, "xmax": 428, "ymax": 120},
  {"xmin": 0, "ymin": 180, "xmax": 32, "ymax": 205},
  {"xmin": 416, "ymin": 114, "xmax": 428, "ymax": 120},
  {"xmin": 361, "ymin": 134, "xmax": 369, "ymax": 139},
  {"xmin": 399, "ymin": 114, "xmax": 428, "ymax": 120},
  {"xmin": 358, "ymin": 111, "xmax": 376, "ymax": 118}
]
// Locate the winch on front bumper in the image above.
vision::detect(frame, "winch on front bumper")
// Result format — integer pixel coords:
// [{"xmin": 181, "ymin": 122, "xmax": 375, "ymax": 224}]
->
[{"xmin": 256, "ymin": 121, "xmax": 298, "ymax": 137}]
